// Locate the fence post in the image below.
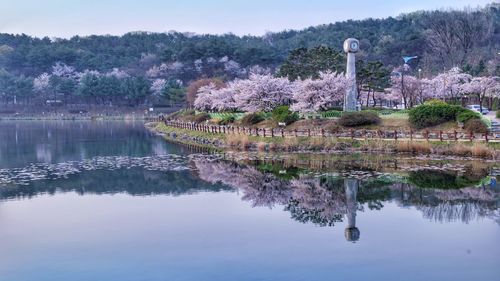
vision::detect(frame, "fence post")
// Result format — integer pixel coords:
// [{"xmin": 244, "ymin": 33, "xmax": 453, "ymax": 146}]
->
[
  {"xmin": 307, "ymin": 129, "xmax": 311, "ymax": 137},
  {"xmin": 394, "ymin": 130, "xmax": 398, "ymax": 141},
  {"xmin": 425, "ymin": 130, "xmax": 429, "ymax": 141},
  {"xmin": 321, "ymin": 128, "xmax": 325, "ymax": 137},
  {"xmin": 454, "ymin": 130, "xmax": 458, "ymax": 141},
  {"xmin": 281, "ymin": 129, "xmax": 285, "ymax": 138},
  {"xmin": 271, "ymin": 128, "xmax": 274, "ymax": 137},
  {"xmin": 484, "ymin": 132, "xmax": 489, "ymax": 142},
  {"xmin": 439, "ymin": 130, "xmax": 443, "ymax": 142},
  {"xmin": 469, "ymin": 131, "xmax": 474, "ymax": 142},
  {"xmin": 410, "ymin": 130, "xmax": 413, "ymax": 141},
  {"xmin": 263, "ymin": 128, "xmax": 266, "ymax": 138},
  {"xmin": 294, "ymin": 129, "xmax": 298, "ymax": 137},
  {"xmin": 351, "ymin": 129, "xmax": 354, "ymax": 139}
]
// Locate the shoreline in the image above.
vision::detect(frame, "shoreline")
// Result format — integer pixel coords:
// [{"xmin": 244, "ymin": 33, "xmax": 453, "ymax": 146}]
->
[
  {"xmin": 0, "ymin": 115, "xmax": 156, "ymax": 121},
  {"xmin": 147, "ymin": 122, "xmax": 500, "ymax": 160}
]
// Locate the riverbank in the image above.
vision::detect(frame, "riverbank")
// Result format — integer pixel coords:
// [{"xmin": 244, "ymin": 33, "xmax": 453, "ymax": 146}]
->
[
  {"xmin": 147, "ymin": 122, "xmax": 500, "ymax": 160},
  {"xmin": 0, "ymin": 114, "xmax": 157, "ymax": 121}
]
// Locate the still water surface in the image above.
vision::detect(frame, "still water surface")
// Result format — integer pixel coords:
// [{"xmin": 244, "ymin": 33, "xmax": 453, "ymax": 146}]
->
[{"xmin": 0, "ymin": 121, "xmax": 499, "ymax": 281}]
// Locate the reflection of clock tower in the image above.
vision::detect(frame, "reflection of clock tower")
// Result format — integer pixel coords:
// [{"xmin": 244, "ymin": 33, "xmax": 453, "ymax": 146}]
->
[
  {"xmin": 344, "ymin": 178, "xmax": 360, "ymax": 242},
  {"xmin": 343, "ymin": 38, "xmax": 360, "ymax": 112}
]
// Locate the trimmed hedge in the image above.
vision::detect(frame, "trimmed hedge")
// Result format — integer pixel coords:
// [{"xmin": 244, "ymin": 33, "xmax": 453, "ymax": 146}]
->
[
  {"xmin": 272, "ymin": 106, "xmax": 299, "ymax": 125},
  {"xmin": 409, "ymin": 101, "xmax": 465, "ymax": 129},
  {"xmin": 457, "ymin": 110, "xmax": 481, "ymax": 124},
  {"xmin": 338, "ymin": 111, "xmax": 381, "ymax": 127}
]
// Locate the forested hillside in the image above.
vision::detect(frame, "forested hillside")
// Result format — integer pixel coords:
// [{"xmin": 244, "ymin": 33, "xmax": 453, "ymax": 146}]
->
[{"xmin": 0, "ymin": 3, "xmax": 498, "ymax": 107}]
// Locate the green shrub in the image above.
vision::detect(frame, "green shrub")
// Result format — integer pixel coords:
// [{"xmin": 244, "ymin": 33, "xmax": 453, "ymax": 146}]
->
[
  {"xmin": 464, "ymin": 119, "xmax": 489, "ymax": 133},
  {"xmin": 241, "ymin": 113, "xmax": 264, "ymax": 125},
  {"xmin": 209, "ymin": 112, "xmax": 245, "ymax": 120},
  {"xmin": 190, "ymin": 113, "xmax": 210, "ymax": 123},
  {"xmin": 409, "ymin": 103, "xmax": 465, "ymax": 129},
  {"xmin": 271, "ymin": 106, "xmax": 299, "ymax": 125},
  {"xmin": 218, "ymin": 115, "xmax": 235, "ymax": 125},
  {"xmin": 320, "ymin": 110, "xmax": 343, "ymax": 118},
  {"xmin": 338, "ymin": 111, "xmax": 381, "ymax": 127},
  {"xmin": 424, "ymin": 99, "xmax": 448, "ymax": 106},
  {"xmin": 457, "ymin": 110, "xmax": 481, "ymax": 123}
]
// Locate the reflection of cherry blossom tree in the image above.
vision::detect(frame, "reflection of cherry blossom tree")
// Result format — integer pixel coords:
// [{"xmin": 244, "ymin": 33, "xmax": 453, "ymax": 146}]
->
[{"xmin": 194, "ymin": 159, "xmax": 500, "ymax": 227}]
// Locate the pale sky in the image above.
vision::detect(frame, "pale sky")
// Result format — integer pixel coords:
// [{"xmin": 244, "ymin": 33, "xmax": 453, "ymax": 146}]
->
[{"xmin": 0, "ymin": 0, "xmax": 494, "ymax": 38}]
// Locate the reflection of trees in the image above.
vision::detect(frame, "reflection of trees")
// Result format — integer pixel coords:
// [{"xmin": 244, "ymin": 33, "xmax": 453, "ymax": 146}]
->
[
  {"xmin": 408, "ymin": 170, "xmax": 482, "ymax": 189},
  {"xmin": 388, "ymin": 182, "xmax": 499, "ymax": 223},
  {"xmin": 194, "ymin": 159, "xmax": 291, "ymax": 207},
  {"xmin": 194, "ymin": 159, "xmax": 500, "ymax": 227},
  {"xmin": 0, "ymin": 121, "xmax": 187, "ymax": 168},
  {"xmin": 0, "ymin": 168, "xmax": 229, "ymax": 200}
]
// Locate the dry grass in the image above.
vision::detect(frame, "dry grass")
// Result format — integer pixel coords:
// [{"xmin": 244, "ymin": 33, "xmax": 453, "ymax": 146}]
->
[
  {"xmin": 380, "ymin": 117, "xmax": 410, "ymax": 129},
  {"xmin": 451, "ymin": 144, "xmax": 471, "ymax": 156},
  {"xmin": 470, "ymin": 143, "xmax": 494, "ymax": 158},
  {"xmin": 282, "ymin": 137, "xmax": 300, "ymax": 151},
  {"xmin": 286, "ymin": 119, "xmax": 330, "ymax": 130},
  {"xmin": 226, "ymin": 134, "xmax": 251, "ymax": 150},
  {"xmin": 396, "ymin": 141, "xmax": 432, "ymax": 154},
  {"xmin": 448, "ymin": 143, "xmax": 494, "ymax": 158},
  {"xmin": 359, "ymin": 139, "xmax": 393, "ymax": 152},
  {"xmin": 257, "ymin": 142, "xmax": 267, "ymax": 151},
  {"xmin": 425, "ymin": 121, "xmax": 460, "ymax": 131}
]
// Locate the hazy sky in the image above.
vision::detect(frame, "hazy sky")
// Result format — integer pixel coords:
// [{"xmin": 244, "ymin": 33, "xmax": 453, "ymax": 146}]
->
[{"xmin": 0, "ymin": 0, "xmax": 494, "ymax": 38}]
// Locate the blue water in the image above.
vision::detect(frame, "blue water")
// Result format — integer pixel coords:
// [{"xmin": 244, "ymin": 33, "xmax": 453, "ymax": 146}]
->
[{"xmin": 0, "ymin": 121, "xmax": 498, "ymax": 281}]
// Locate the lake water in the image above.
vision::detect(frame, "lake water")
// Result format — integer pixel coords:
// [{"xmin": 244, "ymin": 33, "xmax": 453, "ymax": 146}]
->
[{"xmin": 0, "ymin": 121, "xmax": 499, "ymax": 281}]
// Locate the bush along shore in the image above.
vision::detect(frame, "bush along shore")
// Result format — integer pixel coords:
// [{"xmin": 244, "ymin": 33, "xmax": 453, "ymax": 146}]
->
[{"xmin": 147, "ymin": 121, "xmax": 500, "ymax": 160}]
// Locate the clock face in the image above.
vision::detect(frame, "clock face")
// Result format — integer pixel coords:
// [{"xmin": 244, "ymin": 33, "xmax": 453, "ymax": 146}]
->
[{"xmin": 350, "ymin": 42, "xmax": 358, "ymax": 51}]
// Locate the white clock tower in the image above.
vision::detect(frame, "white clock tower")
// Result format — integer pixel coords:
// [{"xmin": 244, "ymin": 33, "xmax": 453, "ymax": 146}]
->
[{"xmin": 343, "ymin": 38, "xmax": 360, "ymax": 112}]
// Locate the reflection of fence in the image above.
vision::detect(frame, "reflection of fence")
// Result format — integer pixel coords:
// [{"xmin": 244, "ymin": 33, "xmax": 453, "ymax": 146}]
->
[{"xmin": 153, "ymin": 117, "xmax": 500, "ymax": 142}]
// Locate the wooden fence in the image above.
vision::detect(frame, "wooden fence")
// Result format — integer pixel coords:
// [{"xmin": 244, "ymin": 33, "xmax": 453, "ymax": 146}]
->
[{"xmin": 152, "ymin": 117, "xmax": 500, "ymax": 143}]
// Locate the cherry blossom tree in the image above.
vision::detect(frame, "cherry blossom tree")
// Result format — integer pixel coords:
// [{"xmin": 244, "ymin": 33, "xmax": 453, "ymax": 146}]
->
[
  {"xmin": 232, "ymin": 74, "xmax": 294, "ymax": 112},
  {"xmin": 390, "ymin": 75, "xmax": 422, "ymax": 108},
  {"xmin": 291, "ymin": 71, "xmax": 349, "ymax": 113},
  {"xmin": 210, "ymin": 87, "xmax": 237, "ymax": 111},
  {"xmin": 150, "ymin": 79, "xmax": 167, "ymax": 97},
  {"xmin": 33, "ymin": 73, "xmax": 51, "ymax": 93},
  {"xmin": 193, "ymin": 83, "xmax": 218, "ymax": 111},
  {"xmin": 105, "ymin": 68, "xmax": 129, "ymax": 79},
  {"xmin": 431, "ymin": 67, "xmax": 472, "ymax": 102},
  {"xmin": 51, "ymin": 62, "xmax": 76, "ymax": 78},
  {"xmin": 460, "ymin": 76, "xmax": 499, "ymax": 111}
]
